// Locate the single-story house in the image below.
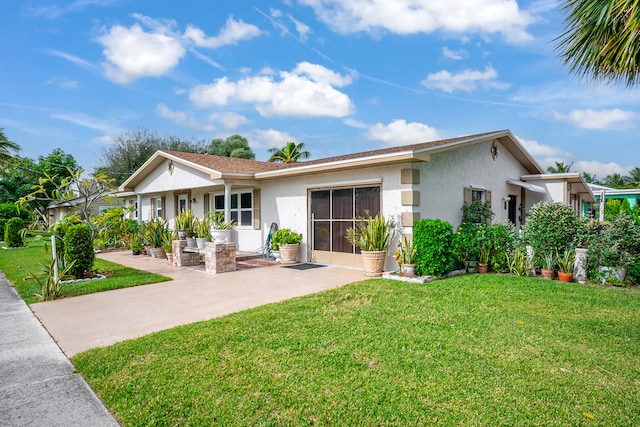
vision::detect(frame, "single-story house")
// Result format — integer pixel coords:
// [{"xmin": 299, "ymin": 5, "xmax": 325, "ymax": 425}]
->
[
  {"xmin": 119, "ymin": 129, "xmax": 595, "ymax": 270},
  {"xmin": 587, "ymin": 183, "xmax": 640, "ymax": 220},
  {"xmin": 47, "ymin": 191, "xmax": 128, "ymax": 224}
]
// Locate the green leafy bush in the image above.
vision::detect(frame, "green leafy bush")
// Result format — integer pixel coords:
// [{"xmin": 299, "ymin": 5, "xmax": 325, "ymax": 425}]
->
[
  {"xmin": 271, "ymin": 228, "xmax": 303, "ymax": 251},
  {"xmin": 523, "ymin": 202, "xmax": 579, "ymax": 265},
  {"xmin": 0, "ymin": 203, "xmax": 31, "ymax": 221},
  {"xmin": 586, "ymin": 213, "xmax": 640, "ymax": 278},
  {"xmin": 4, "ymin": 217, "xmax": 25, "ymax": 247},
  {"xmin": 461, "ymin": 201, "xmax": 494, "ymax": 225},
  {"xmin": 487, "ymin": 223, "xmax": 518, "ymax": 273},
  {"xmin": 63, "ymin": 223, "xmax": 95, "ymax": 278},
  {"xmin": 452, "ymin": 222, "xmax": 480, "ymax": 267},
  {"xmin": 0, "ymin": 218, "xmax": 6, "ymax": 241},
  {"xmin": 413, "ymin": 218, "xmax": 454, "ymax": 277}
]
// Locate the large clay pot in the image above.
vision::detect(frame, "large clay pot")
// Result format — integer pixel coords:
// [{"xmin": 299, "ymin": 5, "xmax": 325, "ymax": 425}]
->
[
  {"xmin": 541, "ymin": 268, "xmax": 555, "ymax": 280},
  {"xmin": 557, "ymin": 271, "xmax": 573, "ymax": 282},
  {"xmin": 361, "ymin": 250, "xmax": 387, "ymax": 277},
  {"xmin": 279, "ymin": 243, "xmax": 299, "ymax": 265},
  {"xmin": 154, "ymin": 247, "xmax": 166, "ymax": 259},
  {"xmin": 477, "ymin": 263, "xmax": 488, "ymax": 274}
]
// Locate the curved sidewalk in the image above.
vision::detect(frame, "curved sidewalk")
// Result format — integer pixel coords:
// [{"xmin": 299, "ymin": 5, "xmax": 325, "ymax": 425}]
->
[
  {"xmin": 31, "ymin": 251, "xmax": 364, "ymax": 357},
  {"xmin": 0, "ymin": 272, "xmax": 118, "ymax": 426}
]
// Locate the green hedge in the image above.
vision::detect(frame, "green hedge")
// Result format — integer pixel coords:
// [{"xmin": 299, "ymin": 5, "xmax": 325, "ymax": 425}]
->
[
  {"xmin": 64, "ymin": 223, "xmax": 95, "ymax": 278},
  {"xmin": 4, "ymin": 217, "xmax": 25, "ymax": 247},
  {"xmin": 413, "ymin": 218, "xmax": 454, "ymax": 277},
  {"xmin": 0, "ymin": 203, "xmax": 31, "ymax": 221}
]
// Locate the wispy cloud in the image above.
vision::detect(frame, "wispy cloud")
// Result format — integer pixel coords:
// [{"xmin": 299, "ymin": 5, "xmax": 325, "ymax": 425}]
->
[
  {"xmin": 26, "ymin": 0, "xmax": 119, "ymax": 19},
  {"xmin": 421, "ymin": 65, "xmax": 509, "ymax": 93},
  {"xmin": 44, "ymin": 49, "xmax": 97, "ymax": 72},
  {"xmin": 553, "ymin": 109, "xmax": 636, "ymax": 130}
]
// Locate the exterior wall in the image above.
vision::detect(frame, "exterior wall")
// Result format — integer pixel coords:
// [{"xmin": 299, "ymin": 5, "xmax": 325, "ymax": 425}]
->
[{"xmin": 415, "ymin": 139, "xmax": 532, "ymax": 227}]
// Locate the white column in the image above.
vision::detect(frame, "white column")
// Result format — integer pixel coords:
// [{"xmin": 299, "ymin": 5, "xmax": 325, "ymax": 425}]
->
[
  {"xmin": 224, "ymin": 184, "xmax": 231, "ymax": 223},
  {"xmin": 137, "ymin": 194, "xmax": 142, "ymax": 225},
  {"xmin": 599, "ymin": 190, "xmax": 605, "ymax": 222}
]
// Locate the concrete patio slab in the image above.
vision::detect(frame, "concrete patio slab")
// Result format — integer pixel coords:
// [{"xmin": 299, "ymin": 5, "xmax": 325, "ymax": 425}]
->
[{"xmin": 31, "ymin": 251, "xmax": 365, "ymax": 357}]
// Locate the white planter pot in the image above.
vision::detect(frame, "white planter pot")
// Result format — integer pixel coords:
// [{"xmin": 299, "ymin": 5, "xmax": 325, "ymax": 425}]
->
[
  {"xmin": 196, "ymin": 237, "xmax": 207, "ymax": 249},
  {"xmin": 211, "ymin": 228, "xmax": 232, "ymax": 243},
  {"xmin": 271, "ymin": 250, "xmax": 281, "ymax": 262},
  {"xmin": 599, "ymin": 266, "xmax": 626, "ymax": 284}
]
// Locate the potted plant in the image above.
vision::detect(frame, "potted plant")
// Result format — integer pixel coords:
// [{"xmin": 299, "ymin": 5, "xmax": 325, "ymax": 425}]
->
[
  {"xmin": 346, "ymin": 214, "xmax": 397, "ymax": 277},
  {"xmin": 194, "ymin": 216, "xmax": 211, "ymax": 249},
  {"xmin": 476, "ymin": 238, "xmax": 491, "ymax": 274},
  {"xmin": 129, "ymin": 233, "xmax": 144, "ymax": 256},
  {"xmin": 209, "ymin": 211, "xmax": 237, "ymax": 243},
  {"xmin": 140, "ymin": 218, "xmax": 168, "ymax": 258},
  {"xmin": 271, "ymin": 228, "xmax": 302, "ymax": 265},
  {"xmin": 394, "ymin": 236, "xmax": 417, "ymax": 277},
  {"xmin": 175, "ymin": 210, "xmax": 195, "ymax": 241},
  {"xmin": 556, "ymin": 248, "xmax": 575, "ymax": 282},
  {"xmin": 541, "ymin": 251, "xmax": 555, "ymax": 280},
  {"xmin": 162, "ymin": 229, "xmax": 177, "ymax": 262}
]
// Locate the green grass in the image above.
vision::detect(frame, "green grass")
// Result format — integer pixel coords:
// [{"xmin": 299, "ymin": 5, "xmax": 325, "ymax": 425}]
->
[
  {"xmin": 72, "ymin": 275, "xmax": 640, "ymax": 426},
  {"xmin": 0, "ymin": 238, "xmax": 171, "ymax": 304}
]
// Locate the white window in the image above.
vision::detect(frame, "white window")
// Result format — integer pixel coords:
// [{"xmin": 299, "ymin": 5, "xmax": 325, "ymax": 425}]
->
[
  {"xmin": 213, "ymin": 192, "xmax": 253, "ymax": 227},
  {"xmin": 150, "ymin": 197, "xmax": 165, "ymax": 219},
  {"xmin": 127, "ymin": 199, "xmax": 138, "ymax": 219}
]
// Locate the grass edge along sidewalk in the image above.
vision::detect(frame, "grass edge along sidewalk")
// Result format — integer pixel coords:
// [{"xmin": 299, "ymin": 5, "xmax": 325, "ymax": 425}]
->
[{"xmin": 73, "ymin": 275, "xmax": 640, "ymax": 426}]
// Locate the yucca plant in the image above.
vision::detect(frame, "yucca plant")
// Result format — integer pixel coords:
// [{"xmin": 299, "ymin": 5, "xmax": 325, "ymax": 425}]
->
[
  {"xmin": 31, "ymin": 257, "xmax": 76, "ymax": 301},
  {"xmin": 556, "ymin": 249, "xmax": 576, "ymax": 273},
  {"xmin": 140, "ymin": 218, "xmax": 167, "ymax": 248},
  {"xmin": 175, "ymin": 210, "xmax": 195, "ymax": 233},
  {"xmin": 346, "ymin": 214, "xmax": 397, "ymax": 252}
]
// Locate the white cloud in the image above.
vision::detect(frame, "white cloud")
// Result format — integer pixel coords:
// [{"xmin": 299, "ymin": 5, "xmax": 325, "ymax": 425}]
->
[
  {"xmin": 298, "ymin": 0, "xmax": 533, "ymax": 43},
  {"xmin": 46, "ymin": 77, "xmax": 79, "ymax": 89},
  {"xmin": 442, "ymin": 46, "xmax": 468, "ymax": 60},
  {"xmin": 50, "ymin": 112, "xmax": 123, "ymax": 134},
  {"xmin": 366, "ymin": 119, "xmax": 440, "ymax": 146},
  {"xmin": 189, "ymin": 62, "xmax": 354, "ymax": 118},
  {"xmin": 421, "ymin": 65, "xmax": 509, "ymax": 93},
  {"xmin": 45, "ymin": 49, "xmax": 97, "ymax": 72},
  {"xmin": 28, "ymin": 0, "xmax": 117, "ymax": 19},
  {"xmin": 248, "ymin": 129, "xmax": 298, "ymax": 149},
  {"xmin": 98, "ymin": 23, "xmax": 186, "ymax": 84},
  {"xmin": 156, "ymin": 104, "xmax": 216, "ymax": 132},
  {"xmin": 343, "ymin": 118, "xmax": 368, "ymax": 129},
  {"xmin": 208, "ymin": 112, "xmax": 250, "ymax": 129},
  {"xmin": 573, "ymin": 160, "xmax": 633, "ymax": 179},
  {"xmin": 517, "ymin": 136, "xmax": 572, "ymax": 159},
  {"xmin": 184, "ymin": 17, "xmax": 262, "ymax": 49},
  {"xmin": 553, "ymin": 109, "xmax": 636, "ymax": 130}
]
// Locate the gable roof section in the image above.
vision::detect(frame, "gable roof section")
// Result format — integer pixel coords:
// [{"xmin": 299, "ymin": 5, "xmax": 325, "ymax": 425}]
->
[{"xmin": 120, "ymin": 130, "xmax": 543, "ymax": 191}]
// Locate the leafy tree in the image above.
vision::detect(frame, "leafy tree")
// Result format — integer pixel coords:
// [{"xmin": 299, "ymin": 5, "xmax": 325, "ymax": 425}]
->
[
  {"xmin": 0, "ymin": 157, "xmax": 39, "ymax": 203},
  {"xmin": 0, "ymin": 128, "xmax": 20, "ymax": 168},
  {"xmin": 557, "ymin": 0, "xmax": 640, "ymax": 86},
  {"xmin": 626, "ymin": 167, "xmax": 640, "ymax": 188},
  {"xmin": 603, "ymin": 173, "xmax": 628, "ymax": 189},
  {"xmin": 268, "ymin": 141, "xmax": 311, "ymax": 163},
  {"xmin": 546, "ymin": 161, "xmax": 573, "ymax": 174},
  {"xmin": 208, "ymin": 134, "xmax": 255, "ymax": 159},
  {"xmin": 582, "ymin": 171, "xmax": 599, "ymax": 184},
  {"xmin": 96, "ymin": 128, "xmax": 208, "ymax": 185}
]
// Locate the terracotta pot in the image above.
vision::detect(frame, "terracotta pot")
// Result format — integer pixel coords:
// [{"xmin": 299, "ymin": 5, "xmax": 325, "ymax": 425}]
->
[
  {"xmin": 154, "ymin": 247, "xmax": 166, "ymax": 259},
  {"xmin": 477, "ymin": 263, "xmax": 488, "ymax": 274},
  {"xmin": 279, "ymin": 243, "xmax": 299, "ymax": 265},
  {"xmin": 558, "ymin": 271, "xmax": 573, "ymax": 283},
  {"xmin": 541, "ymin": 268, "xmax": 555, "ymax": 280},
  {"xmin": 167, "ymin": 253, "xmax": 173, "ymax": 262},
  {"xmin": 361, "ymin": 250, "xmax": 387, "ymax": 277}
]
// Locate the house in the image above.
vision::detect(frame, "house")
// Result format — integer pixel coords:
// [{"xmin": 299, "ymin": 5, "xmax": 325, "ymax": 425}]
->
[
  {"xmin": 587, "ymin": 183, "xmax": 640, "ymax": 220},
  {"xmin": 47, "ymin": 191, "xmax": 128, "ymax": 224},
  {"xmin": 119, "ymin": 130, "xmax": 595, "ymax": 270}
]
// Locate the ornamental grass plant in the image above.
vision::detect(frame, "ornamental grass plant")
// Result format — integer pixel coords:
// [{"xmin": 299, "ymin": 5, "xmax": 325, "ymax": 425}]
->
[{"xmin": 346, "ymin": 214, "xmax": 397, "ymax": 252}]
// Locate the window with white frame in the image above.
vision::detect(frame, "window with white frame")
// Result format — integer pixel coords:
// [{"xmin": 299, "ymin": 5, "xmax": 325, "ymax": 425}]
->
[
  {"xmin": 213, "ymin": 192, "xmax": 253, "ymax": 227},
  {"xmin": 150, "ymin": 197, "xmax": 164, "ymax": 219},
  {"xmin": 464, "ymin": 187, "xmax": 492, "ymax": 205}
]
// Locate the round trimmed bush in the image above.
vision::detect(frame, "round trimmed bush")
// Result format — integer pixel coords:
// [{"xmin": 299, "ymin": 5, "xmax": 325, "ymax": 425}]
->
[
  {"xmin": 4, "ymin": 217, "xmax": 25, "ymax": 247},
  {"xmin": 413, "ymin": 218, "xmax": 454, "ymax": 277},
  {"xmin": 63, "ymin": 223, "xmax": 95, "ymax": 278},
  {"xmin": 523, "ymin": 202, "xmax": 579, "ymax": 265},
  {"xmin": 0, "ymin": 203, "xmax": 31, "ymax": 221}
]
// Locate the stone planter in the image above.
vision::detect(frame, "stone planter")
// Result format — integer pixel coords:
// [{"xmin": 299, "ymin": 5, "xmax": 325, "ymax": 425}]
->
[
  {"xmin": 557, "ymin": 271, "xmax": 573, "ymax": 283},
  {"xmin": 599, "ymin": 266, "xmax": 626, "ymax": 284},
  {"xmin": 541, "ymin": 268, "xmax": 555, "ymax": 280},
  {"xmin": 279, "ymin": 243, "xmax": 299, "ymax": 265},
  {"xmin": 361, "ymin": 250, "xmax": 387, "ymax": 277}
]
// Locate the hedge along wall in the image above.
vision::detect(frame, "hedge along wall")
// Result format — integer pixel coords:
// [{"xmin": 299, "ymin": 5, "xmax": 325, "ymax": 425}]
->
[
  {"xmin": 413, "ymin": 218, "xmax": 454, "ymax": 277},
  {"xmin": 63, "ymin": 223, "xmax": 95, "ymax": 278},
  {"xmin": 4, "ymin": 217, "xmax": 25, "ymax": 247}
]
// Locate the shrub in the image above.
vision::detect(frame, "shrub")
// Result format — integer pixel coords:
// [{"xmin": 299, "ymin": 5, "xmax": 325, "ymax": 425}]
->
[
  {"xmin": 0, "ymin": 218, "xmax": 6, "ymax": 241},
  {"xmin": 5, "ymin": 217, "xmax": 25, "ymax": 247},
  {"xmin": 63, "ymin": 223, "xmax": 95, "ymax": 278},
  {"xmin": 0, "ymin": 203, "xmax": 31, "ymax": 221},
  {"xmin": 487, "ymin": 223, "xmax": 518, "ymax": 273},
  {"xmin": 523, "ymin": 202, "xmax": 579, "ymax": 265},
  {"xmin": 452, "ymin": 222, "xmax": 480, "ymax": 267},
  {"xmin": 271, "ymin": 228, "xmax": 303, "ymax": 251},
  {"xmin": 461, "ymin": 201, "xmax": 494, "ymax": 226},
  {"xmin": 413, "ymin": 218, "xmax": 454, "ymax": 277},
  {"xmin": 626, "ymin": 256, "xmax": 640, "ymax": 286},
  {"xmin": 587, "ymin": 213, "xmax": 640, "ymax": 275}
]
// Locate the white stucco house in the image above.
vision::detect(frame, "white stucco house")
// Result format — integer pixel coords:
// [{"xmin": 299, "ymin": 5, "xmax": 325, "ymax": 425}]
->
[{"xmin": 119, "ymin": 130, "xmax": 595, "ymax": 270}]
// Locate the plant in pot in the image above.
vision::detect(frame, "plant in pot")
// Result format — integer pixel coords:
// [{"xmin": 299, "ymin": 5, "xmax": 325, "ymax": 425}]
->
[
  {"xmin": 209, "ymin": 211, "xmax": 237, "ymax": 243},
  {"xmin": 162, "ymin": 229, "xmax": 177, "ymax": 262},
  {"xmin": 175, "ymin": 210, "xmax": 195, "ymax": 241},
  {"xmin": 140, "ymin": 218, "xmax": 168, "ymax": 259},
  {"xmin": 394, "ymin": 236, "xmax": 418, "ymax": 277},
  {"xmin": 129, "ymin": 233, "xmax": 144, "ymax": 256},
  {"xmin": 194, "ymin": 216, "xmax": 211, "ymax": 249},
  {"xmin": 271, "ymin": 228, "xmax": 303, "ymax": 265},
  {"xmin": 556, "ymin": 248, "xmax": 575, "ymax": 282},
  {"xmin": 541, "ymin": 251, "xmax": 555, "ymax": 280},
  {"xmin": 476, "ymin": 227, "xmax": 491, "ymax": 274},
  {"xmin": 346, "ymin": 214, "xmax": 397, "ymax": 277}
]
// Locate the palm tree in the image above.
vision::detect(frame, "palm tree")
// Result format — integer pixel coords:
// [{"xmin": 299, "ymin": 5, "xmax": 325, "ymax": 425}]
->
[
  {"xmin": 626, "ymin": 167, "xmax": 640, "ymax": 188},
  {"xmin": 0, "ymin": 129, "xmax": 20, "ymax": 168},
  {"xmin": 603, "ymin": 173, "xmax": 628, "ymax": 189},
  {"xmin": 582, "ymin": 172, "xmax": 599, "ymax": 184},
  {"xmin": 546, "ymin": 161, "xmax": 573, "ymax": 174},
  {"xmin": 267, "ymin": 142, "xmax": 311, "ymax": 163},
  {"xmin": 557, "ymin": 0, "xmax": 640, "ymax": 86}
]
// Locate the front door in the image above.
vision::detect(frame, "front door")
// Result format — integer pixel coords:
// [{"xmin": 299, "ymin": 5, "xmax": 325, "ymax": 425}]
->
[
  {"xmin": 508, "ymin": 195, "xmax": 517, "ymax": 225},
  {"xmin": 309, "ymin": 185, "xmax": 380, "ymax": 268},
  {"xmin": 177, "ymin": 194, "xmax": 188, "ymax": 214}
]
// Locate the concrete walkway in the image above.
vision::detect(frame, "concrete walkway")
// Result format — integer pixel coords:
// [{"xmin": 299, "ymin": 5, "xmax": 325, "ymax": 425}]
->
[
  {"xmin": 0, "ymin": 272, "xmax": 119, "ymax": 426},
  {"xmin": 31, "ymin": 251, "xmax": 364, "ymax": 357}
]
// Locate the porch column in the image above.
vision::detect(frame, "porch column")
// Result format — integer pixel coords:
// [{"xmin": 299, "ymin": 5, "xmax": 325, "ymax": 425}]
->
[
  {"xmin": 224, "ymin": 184, "xmax": 231, "ymax": 223},
  {"xmin": 137, "ymin": 194, "xmax": 142, "ymax": 226}
]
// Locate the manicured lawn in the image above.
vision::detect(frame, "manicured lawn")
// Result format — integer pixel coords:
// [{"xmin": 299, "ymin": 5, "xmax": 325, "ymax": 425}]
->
[
  {"xmin": 0, "ymin": 238, "xmax": 171, "ymax": 304},
  {"xmin": 73, "ymin": 275, "xmax": 640, "ymax": 426}
]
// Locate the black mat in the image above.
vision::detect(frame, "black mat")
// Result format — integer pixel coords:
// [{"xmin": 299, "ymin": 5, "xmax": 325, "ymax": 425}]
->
[{"xmin": 283, "ymin": 263, "xmax": 327, "ymax": 270}]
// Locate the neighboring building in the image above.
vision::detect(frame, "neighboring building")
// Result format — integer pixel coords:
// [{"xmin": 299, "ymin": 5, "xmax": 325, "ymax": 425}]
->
[
  {"xmin": 587, "ymin": 183, "xmax": 640, "ymax": 220},
  {"xmin": 47, "ymin": 191, "xmax": 128, "ymax": 224},
  {"xmin": 119, "ymin": 130, "xmax": 595, "ymax": 270}
]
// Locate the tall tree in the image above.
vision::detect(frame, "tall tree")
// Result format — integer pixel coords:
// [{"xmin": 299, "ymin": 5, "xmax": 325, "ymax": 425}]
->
[
  {"xmin": 557, "ymin": 0, "xmax": 640, "ymax": 86},
  {"xmin": 0, "ymin": 128, "xmax": 21, "ymax": 168},
  {"xmin": 0, "ymin": 157, "xmax": 38, "ymax": 203},
  {"xmin": 268, "ymin": 142, "xmax": 311, "ymax": 163},
  {"xmin": 582, "ymin": 171, "xmax": 599, "ymax": 184},
  {"xmin": 546, "ymin": 161, "xmax": 573, "ymax": 174},
  {"xmin": 626, "ymin": 167, "xmax": 640, "ymax": 188},
  {"xmin": 208, "ymin": 134, "xmax": 255, "ymax": 159},
  {"xmin": 603, "ymin": 172, "xmax": 628, "ymax": 188},
  {"xmin": 96, "ymin": 128, "xmax": 208, "ymax": 186}
]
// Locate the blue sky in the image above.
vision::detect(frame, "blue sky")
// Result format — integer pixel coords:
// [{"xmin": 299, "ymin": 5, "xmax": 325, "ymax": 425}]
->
[{"xmin": 2, "ymin": 0, "xmax": 638, "ymax": 179}]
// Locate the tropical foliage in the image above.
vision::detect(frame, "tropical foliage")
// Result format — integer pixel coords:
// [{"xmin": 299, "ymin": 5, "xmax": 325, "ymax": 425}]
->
[
  {"xmin": 345, "ymin": 214, "xmax": 396, "ymax": 252},
  {"xmin": 208, "ymin": 134, "xmax": 255, "ymax": 160},
  {"xmin": 267, "ymin": 141, "xmax": 311, "ymax": 163},
  {"xmin": 0, "ymin": 128, "xmax": 20, "ymax": 168}
]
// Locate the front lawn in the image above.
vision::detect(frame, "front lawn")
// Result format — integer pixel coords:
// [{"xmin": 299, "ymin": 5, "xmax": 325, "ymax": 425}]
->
[
  {"xmin": 73, "ymin": 275, "xmax": 640, "ymax": 426},
  {"xmin": 0, "ymin": 238, "xmax": 171, "ymax": 304}
]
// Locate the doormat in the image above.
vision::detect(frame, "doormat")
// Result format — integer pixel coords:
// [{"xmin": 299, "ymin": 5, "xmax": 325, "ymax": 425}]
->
[{"xmin": 283, "ymin": 263, "xmax": 327, "ymax": 270}]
